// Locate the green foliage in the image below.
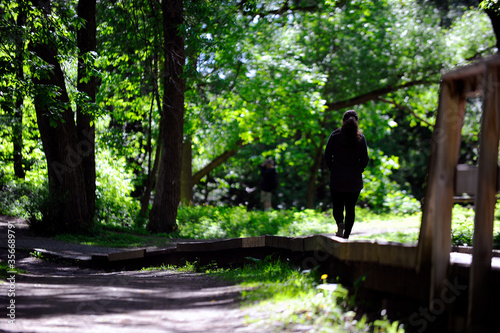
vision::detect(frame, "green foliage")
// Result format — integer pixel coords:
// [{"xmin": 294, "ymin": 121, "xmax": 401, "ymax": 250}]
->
[
  {"xmin": 55, "ymin": 230, "xmax": 147, "ymax": 248},
  {"xmin": 94, "ymin": 148, "xmax": 140, "ymax": 228},
  {"xmin": 207, "ymin": 256, "xmax": 403, "ymax": 332},
  {"xmin": 213, "ymin": 256, "xmax": 320, "ymax": 302},
  {"xmin": 0, "ymin": 177, "xmax": 33, "ymax": 218},
  {"xmin": 451, "ymin": 204, "xmax": 475, "ymax": 247},
  {"xmin": 176, "ymin": 205, "xmax": 297, "ymax": 238},
  {"xmin": 0, "ymin": 261, "xmax": 23, "ymax": 281},
  {"xmin": 450, "ymin": 204, "xmax": 500, "ymax": 249},
  {"xmin": 176, "ymin": 205, "xmax": 421, "ymax": 240},
  {"xmin": 25, "ymin": 184, "xmax": 61, "ymax": 235},
  {"xmin": 29, "ymin": 250, "xmax": 44, "ymax": 260},
  {"xmin": 349, "ymin": 143, "xmax": 421, "ymax": 215},
  {"xmin": 0, "ymin": 144, "xmax": 141, "ymax": 234},
  {"xmin": 479, "ymin": 0, "xmax": 500, "ymax": 12},
  {"xmin": 445, "ymin": 8, "xmax": 496, "ymax": 65}
]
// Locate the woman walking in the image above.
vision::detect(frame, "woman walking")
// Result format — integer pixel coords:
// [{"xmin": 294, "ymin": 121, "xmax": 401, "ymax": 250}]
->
[{"xmin": 324, "ymin": 110, "xmax": 369, "ymax": 239}]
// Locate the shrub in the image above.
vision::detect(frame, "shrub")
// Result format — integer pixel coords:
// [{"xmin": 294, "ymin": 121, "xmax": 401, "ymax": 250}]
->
[
  {"xmin": 94, "ymin": 148, "xmax": 140, "ymax": 228},
  {"xmin": 0, "ymin": 176, "xmax": 33, "ymax": 219}
]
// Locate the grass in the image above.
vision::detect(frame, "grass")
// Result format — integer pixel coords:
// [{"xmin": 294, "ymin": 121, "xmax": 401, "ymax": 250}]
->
[
  {"xmin": 146, "ymin": 256, "xmax": 405, "ymax": 332},
  {"xmin": 0, "ymin": 262, "xmax": 24, "ymax": 280},
  {"xmin": 53, "ymin": 203, "xmax": 500, "ymax": 249},
  {"xmin": 55, "ymin": 230, "xmax": 163, "ymax": 248}
]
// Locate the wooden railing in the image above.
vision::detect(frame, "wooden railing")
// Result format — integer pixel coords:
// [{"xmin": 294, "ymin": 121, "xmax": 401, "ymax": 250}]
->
[{"xmin": 416, "ymin": 55, "xmax": 500, "ymax": 332}]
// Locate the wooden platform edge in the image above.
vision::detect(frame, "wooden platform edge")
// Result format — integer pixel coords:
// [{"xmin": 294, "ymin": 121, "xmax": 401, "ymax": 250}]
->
[
  {"xmin": 107, "ymin": 249, "xmax": 146, "ymax": 262},
  {"xmin": 161, "ymin": 234, "xmax": 418, "ymax": 269}
]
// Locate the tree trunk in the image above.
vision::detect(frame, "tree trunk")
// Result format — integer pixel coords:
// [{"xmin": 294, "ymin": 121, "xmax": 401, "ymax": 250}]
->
[
  {"xmin": 148, "ymin": 0, "xmax": 185, "ymax": 233},
  {"xmin": 486, "ymin": 8, "xmax": 500, "ymax": 52},
  {"xmin": 13, "ymin": 7, "xmax": 26, "ymax": 179},
  {"xmin": 29, "ymin": 0, "xmax": 92, "ymax": 233},
  {"xmin": 139, "ymin": 53, "xmax": 162, "ymax": 219},
  {"xmin": 306, "ymin": 144, "xmax": 324, "ymax": 209},
  {"xmin": 77, "ymin": 0, "xmax": 97, "ymax": 223},
  {"xmin": 139, "ymin": 122, "xmax": 162, "ymax": 219},
  {"xmin": 180, "ymin": 136, "xmax": 193, "ymax": 205},
  {"xmin": 179, "ymin": 139, "xmax": 245, "ymax": 204}
]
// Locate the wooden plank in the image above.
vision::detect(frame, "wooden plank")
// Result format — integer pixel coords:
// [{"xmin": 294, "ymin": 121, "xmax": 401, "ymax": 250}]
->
[
  {"xmin": 303, "ymin": 235, "xmax": 318, "ymax": 252},
  {"xmin": 417, "ymin": 77, "xmax": 466, "ymax": 307},
  {"xmin": 303, "ymin": 235, "xmax": 340, "ymax": 259},
  {"xmin": 107, "ymin": 249, "xmax": 145, "ymax": 262},
  {"xmin": 242, "ymin": 236, "xmax": 266, "ymax": 248},
  {"xmin": 209, "ymin": 238, "xmax": 242, "ymax": 251},
  {"xmin": 441, "ymin": 61, "xmax": 484, "ymax": 82},
  {"xmin": 337, "ymin": 241, "xmax": 416, "ymax": 269},
  {"xmin": 467, "ymin": 61, "xmax": 500, "ymax": 329},
  {"xmin": 289, "ymin": 236, "xmax": 305, "ymax": 252},
  {"xmin": 379, "ymin": 243, "xmax": 417, "ymax": 269},
  {"xmin": 176, "ymin": 241, "xmax": 213, "ymax": 252},
  {"xmin": 263, "ymin": 235, "xmax": 280, "ymax": 248},
  {"xmin": 342, "ymin": 241, "xmax": 374, "ymax": 262},
  {"xmin": 145, "ymin": 248, "xmax": 176, "ymax": 257},
  {"xmin": 455, "ymin": 164, "xmax": 478, "ymax": 195},
  {"xmin": 454, "ymin": 164, "xmax": 500, "ymax": 196},
  {"xmin": 265, "ymin": 235, "xmax": 293, "ymax": 250}
]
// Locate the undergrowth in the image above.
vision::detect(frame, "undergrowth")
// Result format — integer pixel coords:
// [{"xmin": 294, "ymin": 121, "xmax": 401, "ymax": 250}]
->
[{"xmin": 45, "ymin": 203, "xmax": 500, "ymax": 249}]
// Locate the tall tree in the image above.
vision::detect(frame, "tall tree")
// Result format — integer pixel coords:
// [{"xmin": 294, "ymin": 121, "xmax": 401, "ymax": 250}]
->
[
  {"xmin": 29, "ymin": 0, "xmax": 96, "ymax": 233},
  {"xmin": 148, "ymin": 0, "xmax": 185, "ymax": 233},
  {"xmin": 13, "ymin": 5, "xmax": 26, "ymax": 179},
  {"xmin": 77, "ymin": 0, "xmax": 97, "ymax": 224},
  {"xmin": 0, "ymin": 1, "xmax": 27, "ymax": 179}
]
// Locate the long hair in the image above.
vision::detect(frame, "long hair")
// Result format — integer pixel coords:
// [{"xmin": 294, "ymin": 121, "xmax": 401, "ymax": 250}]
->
[{"xmin": 340, "ymin": 110, "xmax": 362, "ymax": 145}]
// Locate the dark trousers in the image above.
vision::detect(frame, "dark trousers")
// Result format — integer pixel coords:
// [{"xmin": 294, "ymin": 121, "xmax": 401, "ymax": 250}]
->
[{"xmin": 330, "ymin": 190, "xmax": 360, "ymax": 239}]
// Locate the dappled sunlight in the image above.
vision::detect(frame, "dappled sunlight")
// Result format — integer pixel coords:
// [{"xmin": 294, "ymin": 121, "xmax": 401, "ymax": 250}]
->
[{"xmin": 7, "ymin": 270, "xmax": 247, "ymax": 333}]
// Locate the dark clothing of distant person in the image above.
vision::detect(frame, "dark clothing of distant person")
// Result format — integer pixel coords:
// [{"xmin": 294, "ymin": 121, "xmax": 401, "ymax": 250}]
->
[
  {"xmin": 260, "ymin": 165, "xmax": 278, "ymax": 192},
  {"xmin": 324, "ymin": 112, "xmax": 369, "ymax": 239}
]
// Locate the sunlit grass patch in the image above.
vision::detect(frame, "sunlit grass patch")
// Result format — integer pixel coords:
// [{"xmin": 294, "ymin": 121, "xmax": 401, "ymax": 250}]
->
[
  {"xmin": 45, "ymin": 203, "xmax": 500, "ymax": 249},
  {"xmin": 351, "ymin": 231, "xmax": 419, "ymax": 244},
  {"xmin": 55, "ymin": 230, "xmax": 151, "ymax": 248},
  {"xmin": 206, "ymin": 256, "xmax": 404, "ymax": 332},
  {"xmin": 0, "ymin": 262, "xmax": 24, "ymax": 280}
]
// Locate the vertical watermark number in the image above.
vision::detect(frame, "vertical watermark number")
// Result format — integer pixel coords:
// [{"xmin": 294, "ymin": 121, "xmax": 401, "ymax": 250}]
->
[{"xmin": 6, "ymin": 220, "xmax": 16, "ymax": 324}]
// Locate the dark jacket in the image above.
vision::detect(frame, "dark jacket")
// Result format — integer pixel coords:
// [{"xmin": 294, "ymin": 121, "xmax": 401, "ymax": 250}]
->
[
  {"xmin": 260, "ymin": 166, "xmax": 278, "ymax": 192},
  {"xmin": 324, "ymin": 128, "xmax": 369, "ymax": 192}
]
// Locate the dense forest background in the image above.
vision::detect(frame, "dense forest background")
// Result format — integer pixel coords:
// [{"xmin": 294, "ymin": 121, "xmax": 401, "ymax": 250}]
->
[{"xmin": 0, "ymin": 0, "xmax": 497, "ymax": 234}]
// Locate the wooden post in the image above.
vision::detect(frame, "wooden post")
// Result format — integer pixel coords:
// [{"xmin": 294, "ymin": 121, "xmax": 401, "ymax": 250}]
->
[
  {"xmin": 467, "ymin": 60, "xmax": 500, "ymax": 330},
  {"xmin": 416, "ymin": 78, "xmax": 466, "ymax": 306}
]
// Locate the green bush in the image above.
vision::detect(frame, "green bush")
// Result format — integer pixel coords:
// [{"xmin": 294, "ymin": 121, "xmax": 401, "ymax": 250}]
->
[
  {"xmin": 0, "ymin": 176, "xmax": 33, "ymax": 218},
  {"xmin": 207, "ymin": 256, "xmax": 403, "ymax": 332},
  {"xmin": 451, "ymin": 205, "xmax": 475, "ymax": 247},
  {"xmin": 360, "ymin": 151, "xmax": 421, "ymax": 214},
  {"xmin": 94, "ymin": 148, "xmax": 140, "ymax": 228},
  {"xmin": 176, "ymin": 205, "xmax": 298, "ymax": 239},
  {"xmin": 451, "ymin": 204, "xmax": 500, "ymax": 249},
  {"xmin": 176, "ymin": 206, "xmax": 392, "ymax": 239}
]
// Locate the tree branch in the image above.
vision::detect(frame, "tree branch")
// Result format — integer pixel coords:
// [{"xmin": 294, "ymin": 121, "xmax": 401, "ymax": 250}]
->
[
  {"xmin": 236, "ymin": 0, "xmax": 320, "ymax": 17},
  {"xmin": 192, "ymin": 139, "xmax": 245, "ymax": 184},
  {"xmin": 325, "ymin": 79, "xmax": 438, "ymax": 111},
  {"xmin": 377, "ymin": 97, "xmax": 434, "ymax": 128}
]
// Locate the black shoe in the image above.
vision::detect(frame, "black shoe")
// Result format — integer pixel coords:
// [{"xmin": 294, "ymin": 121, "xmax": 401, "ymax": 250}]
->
[{"xmin": 336, "ymin": 223, "xmax": 344, "ymax": 237}]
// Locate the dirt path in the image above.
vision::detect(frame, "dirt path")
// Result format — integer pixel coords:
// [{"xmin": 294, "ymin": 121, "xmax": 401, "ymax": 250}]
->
[
  {"xmin": 1, "ymin": 253, "xmax": 255, "ymax": 333},
  {"xmin": 0, "ymin": 216, "xmax": 287, "ymax": 333}
]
